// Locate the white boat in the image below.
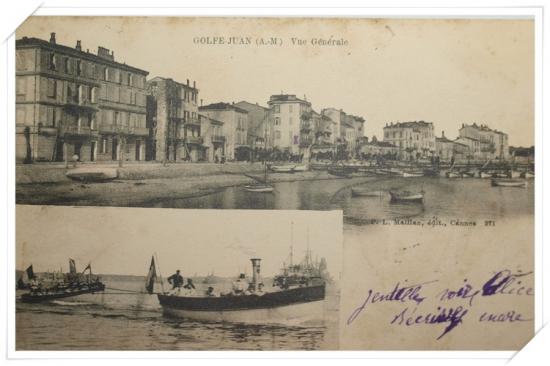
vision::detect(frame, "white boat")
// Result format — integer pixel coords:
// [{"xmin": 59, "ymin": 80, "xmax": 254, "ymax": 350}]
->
[
  {"xmin": 523, "ymin": 171, "xmax": 534, "ymax": 179},
  {"xmin": 65, "ymin": 167, "xmax": 118, "ymax": 182},
  {"xmin": 479, "ymin": 172, "xmax": 493, "ymax": 179},
  {"xmin": 491, "ymin": 178, "xmax": 527, "ymax": 188},
  {"xmin": 402, "ymin": 171, "xmax": 424, "ymax": 178},
  {"xmin": 270, "ymin": 165, "xmax": 296, "ymax": 173},
  {"xmin": 446, "ymin": 171, "xmax": 460, "ymax": 178},
  {"xmin": 389, "ymin": 190, "xmax": 424, "ymax": 203},
  {"xmin": 244, "ymin": 184, "xmax": 274, "ymax": 193},
  {"xmin": 292, "ymin": 164, "xmax": 309, "ymax": 172}
]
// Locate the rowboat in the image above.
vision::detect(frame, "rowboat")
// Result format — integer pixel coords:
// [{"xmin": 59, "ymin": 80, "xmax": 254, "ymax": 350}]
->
[
  {"xmin": 446, "ymin": 171, "xmax": 460, "ymax": 178},
  {"xmin": 65, "ymin": 167, "xmax": 118, "ymax": 182},
  {"xmin": 522, "ymin": 171, "xmax": 535, "ymax": 179},
  {"xmin": 461, "ymin": 171, "xmax": 475, "ymax": 178},
  {"xmin": 389, "ymin": 190, "xmax": 424, "ymax": 203},
  {"xmin": 269, "ymin": 165, "xmax": 296, "ymax": 173},
  {"xmin": 402, "ymin": 171, "xmax": 424, "ymax": 178},
  {"xmin": 479, "ymin": 172, "xmax": 493, "ymax": 179},
  {"xmin": 244, "ymin": 184, "xmax": 274, "ymax": 193},
  {"xmin": 491, "ymin": 178, "xmax": 527, "ymax": 188},
  {"xmin": 21, "ymin": 282, "xmax": 105, "ymax": 303}
]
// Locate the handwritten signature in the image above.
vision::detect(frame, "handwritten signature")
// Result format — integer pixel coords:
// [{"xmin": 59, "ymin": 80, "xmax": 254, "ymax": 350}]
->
[{"xmin": 347, "ymin": 270, "xmax": 533, "ymax": 339}]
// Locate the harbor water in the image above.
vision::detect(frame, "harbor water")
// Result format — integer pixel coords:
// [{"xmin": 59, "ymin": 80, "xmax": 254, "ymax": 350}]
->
[{"xmin": 16, "ymin": 276, "xmax": 340, "ymax": 350}]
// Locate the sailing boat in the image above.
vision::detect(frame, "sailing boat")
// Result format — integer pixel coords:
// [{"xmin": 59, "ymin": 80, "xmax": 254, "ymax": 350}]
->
[{"xmin": 244, "ymin": 121, "xmax": 274, "ymax": 193}]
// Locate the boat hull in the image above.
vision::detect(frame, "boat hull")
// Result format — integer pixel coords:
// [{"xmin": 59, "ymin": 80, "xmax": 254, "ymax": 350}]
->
[
  {"xmin": 491, "ymin": 179, "xmax": 527, "ymax": 188},
  {"xmin": 66, "ymin": 167, "xmax": 118, "ymax": 182},
  {"xmin": 389, "ymin": 191, "xmax": 424, "ymax": 203},
  {"xmin": 161, "ymin": 298, "xmax": 325, "ymax": 325},
  {"xmin": 269, "ymin": 165, "xmax": 295, "ymax": 173},
  {"xmin": 20, "ymin": 283, "xmax": 106, "ymax": 303},
  {"xmin": 244, "ymin": 184, "xmax": 274, "ymax": 193},
  {"xmin": 157, "ymin": 284, "xmax": 325, "ymax": 324}
]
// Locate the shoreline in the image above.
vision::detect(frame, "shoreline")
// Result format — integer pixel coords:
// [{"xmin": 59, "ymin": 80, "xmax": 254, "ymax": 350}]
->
[{"xmin": 16, "ymin": 166, "xmax": 380, "ymax": 207}]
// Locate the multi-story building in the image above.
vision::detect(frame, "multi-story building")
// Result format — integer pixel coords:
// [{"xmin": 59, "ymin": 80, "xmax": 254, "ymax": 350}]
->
[
  {"xmin": 321, "ymin": 108, "xmax": 343, "ymax": 142},
  {"xmin": 267, "ymin": 94, "xmax": 313, "ymax": 157},
  {"xmin": 146, "ymin": 76, "xmax": 201, "ymax": 162},
  {"xmin": 16, "ymin": 33, "xmax": 149, "ymax": 163},
  {"xmin": 458, "ymin": 123, "xmax": 509, "ymax": 161},
  {"xmin": 234, "ymin": 101, "xmax": 272, "ymax": 152},
  {"xmin": 435, "ymin": 131, "xmax": 456, "ymax": 162},
  {"xmin": 383, "ymin": 121, "xmax": 436, "ymax": 160},
  {"xmin": 199, "ymin": 103, "xmax": 248, "ymax": 161},
  {"xmin": 199, "ymin": 113, "xmax": 225, "ymax": 162},
  {"xmin": 321, "ymin": 108, "xmax": 366, "ymax": 157}
]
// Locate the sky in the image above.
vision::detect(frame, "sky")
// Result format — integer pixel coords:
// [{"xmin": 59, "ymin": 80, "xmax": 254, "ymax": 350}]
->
[
  {"xmin": 16, "ymin": 206, "xmax": 342, "ymax": 277},
  {"xmin": 17, "ymin": 17, "xmax": 534, "ymax": 146}
]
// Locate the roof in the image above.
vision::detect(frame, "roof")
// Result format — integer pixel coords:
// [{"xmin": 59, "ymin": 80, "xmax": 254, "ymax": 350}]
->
[
  {"xmin": 147, "ymin": 76, "xmax": 198, "ymax": 91},
  {"xmin": 199, "ymin": 102, "xmax": 248, "ymax": 114},
  {"xmin": 384, "ymin": 121, "xmax": 433, "ymax": 129},
  {"xmin": 436, "ymin": 136, "xmax": 453, "ymax": 143},
  {"xmin": 16, "ymin": 36, "xmax": 149, "ymax": 75},
  {"xmin": 268, "ymin": 94, "xmax": 310, "ymax": 105},
  {"xmin": 460, "ymin": 123, "xmax": 506, "ymax": 135},
  {"xmin": 234, "ymin": 100, "xmax": 269, "ymax": 111},
  {"xmin": 199, "ymin": 113, "xmax": 224, "ymax": 125}
]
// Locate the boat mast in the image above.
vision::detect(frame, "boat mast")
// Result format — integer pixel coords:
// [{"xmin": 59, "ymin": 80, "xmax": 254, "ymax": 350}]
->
[{"xmin": 290, "ymin": 221, "xmax": 294, "ymax": 266}]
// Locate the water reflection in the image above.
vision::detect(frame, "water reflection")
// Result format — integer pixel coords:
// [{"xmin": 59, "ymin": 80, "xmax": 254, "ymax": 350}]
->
[{"xmin": 146, "ymin": 177, "xmax": 534, "ymax": 223}]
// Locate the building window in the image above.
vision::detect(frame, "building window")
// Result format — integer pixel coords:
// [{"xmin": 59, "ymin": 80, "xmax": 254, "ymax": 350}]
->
[
  {"xmin": 275, "ymin": 131, "xmax": 281, "ymax": 139},
  {"xmin": 76, "ymin": 60, "xmax": 82, "ymax": 76},
  {"xmin": 16, "ymin": 78, "xmax": 26, "ymax": 96},
  {"xmin": 118, "ymin": 71, "xmax": 123, "ymax": 84},
  {"xmin": 100, "ymin": 138, "xmax": 107, "ymax": 154},
  {"xmin": 273, "ymin": 105, "xmax": 280, "ymax": 113},
  {"xmin": 103, "ymin": 67, "xmax": 108, "ymax": 80},
  {"xmin": 289, "ymin": 117, "xmax": 293, "ymax": 125},
  {"xmin": 64, "ymin": 58, "xmax": 70, "ymax": 73},
  {"xmin": 47, "ymin": 79, "xmax": 57, "ymax": 98},
  {"xmin": 127, "ymin": 73, "xmax": 132, "ymax": 86},
  {"xmin": 48, "ymin": 53, "xmax": 56, "ymax": 70},
  {"xmin": 114, "ymin": 111, "xmax": 120, "ymax": 126},
  {"xmin": 289, "ymin": 105, "xmax": 293, "ymax": 112},
  {"xmin": 275, "ymin": 117, "xmax": 280, "ymax": 126}
]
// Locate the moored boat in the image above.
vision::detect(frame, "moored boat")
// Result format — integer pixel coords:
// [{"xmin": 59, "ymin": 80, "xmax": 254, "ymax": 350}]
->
[
  {"xmin": 446, "ymin": 171, "xmax": 460, "ymax": 178},
  {"xmin": 522, "ymin": 171, "xmax": 534, "ymax": 179},
  {"xmin": 327, "ymin": 166, "xmax": 353, "ymax": 178},
  {"xmin": 244, "ymin": 184, "xmax": 274, "ymax": 193},
  {"xmin": 479, "ymin": 171, "xmax": 493, "ymax": 179},
  {"xmin": 269, "ymin": 164, "xmax": 296, "ymax": 173},
  {"xmin": 292, "ymin": 164, "xmax": 309, "ymax": 172},
  {"xmin": 389, "ymin": 190, "xmax": 424, "ymax": 203},
  {"xmin": 402, "ymin": 171, "xmax": 424, "ymax": 178},
  {"xmin": 65, "ymin": 167, "xmax": 118, "ymax": 182},
  {"xmin": 491, "ymin": 178, "xmax": 527, "ymax": 188}
]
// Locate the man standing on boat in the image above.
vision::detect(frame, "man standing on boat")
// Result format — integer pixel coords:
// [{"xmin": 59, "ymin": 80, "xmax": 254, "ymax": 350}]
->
[{"xmin": 167, "ymin": 270, "xmax": 184, "ymax": 289}]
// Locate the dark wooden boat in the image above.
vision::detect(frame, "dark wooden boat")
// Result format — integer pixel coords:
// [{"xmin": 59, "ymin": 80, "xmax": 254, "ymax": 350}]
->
[
  {"xmin": 327, "ymin": 166, "xmax": 354, "ymax": 178},
  {"xmin": 20, "ymin": 282, "xmax": 105, "ymax": 303},
  {"xmin": 66, "ymin": 167, "xmax": 118, "ymax": 182}
]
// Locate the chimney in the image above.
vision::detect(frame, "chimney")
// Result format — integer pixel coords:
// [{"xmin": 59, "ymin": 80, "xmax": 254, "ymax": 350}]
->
[
  {"xmin": 250, "ymin": 258, "xmax": 262, "ymax": 292},
  {"xmin": 186, "ymin": 79, "xmax": 189, "ymax": 86},
  {"xmin": 111, "ymin": 50, "xmax": 114, "ymax": 60},
  {"xmin": 442, "ymin": 131, "xmax": 445, "ymax": 138},
  {"xmin": 49, "ymin": 32, "xmax": 56, "ymax": 44},
  {"xmin": 76, "ymin": 40, "xmax": 82, "ymax": 51},
  {"xmin": 193, "ymin": 80, "xmax": 196, "ymax": 88}
]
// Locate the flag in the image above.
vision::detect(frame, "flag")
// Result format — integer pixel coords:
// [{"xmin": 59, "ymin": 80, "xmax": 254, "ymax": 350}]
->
[
  {"xmin": 69, "ymin": 258, "xmax": 77, "ymax": 274},
  {"xmin": 26, "ymin": 265, "xmax": 34, "ymax": 280},
  {"xmin": 145, "ymin": 256, "xmax": 157, "ymax": 294},
  {"xmin": 83, "ymin": 263, "xmax": 91, "ymax": 272}
]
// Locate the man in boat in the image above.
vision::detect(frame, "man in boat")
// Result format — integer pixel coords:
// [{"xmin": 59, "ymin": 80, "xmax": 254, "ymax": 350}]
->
[
  {"xmin": 232, "ymin": 273, "xmax": 248, "ymax": 295},
  {"xmin": 183, "ymin": 278, "xmax": 196, "ymax": 290},
  {"xmin": 167, "ymin": 270, "xmax": 184, "ymax": 289}
]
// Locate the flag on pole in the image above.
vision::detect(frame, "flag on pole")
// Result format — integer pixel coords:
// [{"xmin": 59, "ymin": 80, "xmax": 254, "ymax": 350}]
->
[
  {"xmin": 145, "ymin": 256, "xmax": 157, "ymax": 294},
  {"xmin": 83, "ymin": 263, "xmax": 91, "ymax": 272},
  {"xmin": 26, "ymin": 264, "xmax": 34, "ymax": 280},
  {"xmin": 69, "ymin": 258, "xmax": 77, "ymax": 274}
]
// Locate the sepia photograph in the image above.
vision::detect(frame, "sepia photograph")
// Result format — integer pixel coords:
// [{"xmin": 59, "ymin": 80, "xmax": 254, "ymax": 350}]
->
[
  {"xmin": 12, "ymin": 15, "xmax": 536, "ymax": 351},
  {"xmin": 16, "ymin": 207, "xmax": 342, "ymax": 350}
]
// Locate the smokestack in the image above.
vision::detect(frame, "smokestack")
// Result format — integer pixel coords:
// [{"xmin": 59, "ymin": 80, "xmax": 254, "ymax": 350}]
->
[
  {"xmin": 76, "ymin": 40, "xmax": 82, "ymax": 51},
  {"xmin": 193, "ymin": 80, "xmax": 196, "ymax": 88},
  {"xmin": 49, "ymin": 32, "xmax": 56, "ymax": 44},
  {"xmin": 250, "ymin": 258, "xmax": 262, "ymax": 292}
]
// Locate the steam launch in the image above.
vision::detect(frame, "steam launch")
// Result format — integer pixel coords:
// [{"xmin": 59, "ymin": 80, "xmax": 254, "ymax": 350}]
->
[{"xmin": 152, "ymin": 256, "xmax": 327, "ymax": 325}]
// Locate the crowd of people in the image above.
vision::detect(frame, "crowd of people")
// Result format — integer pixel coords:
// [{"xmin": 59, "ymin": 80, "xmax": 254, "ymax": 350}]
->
[{"xmin": 167, "ymin": 270, "xmax": 265, "ymax": 297}]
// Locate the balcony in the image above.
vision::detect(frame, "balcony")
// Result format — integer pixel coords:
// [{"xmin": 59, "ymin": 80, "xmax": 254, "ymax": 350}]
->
[
  {"xmin": 184, "ymin": 136, "xmax": 204, "ymax": 145},
  {"xmin": 300, "ymin": 122, "xmax": 312, "ymax": 132},
  {"xmin": 61, "ymin": 125, "xmax": 99, "ymax": 137},
  {"xmin": 185, "ymin": 118, "xmax": 201, "ymax": 127},
  {"xmin": 128, "ymin": 126, "xmax": 150, "ymax": 136},
  {"xmin": 212, "ymin": 135, "xmax": 226, "ymax": 143}
]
